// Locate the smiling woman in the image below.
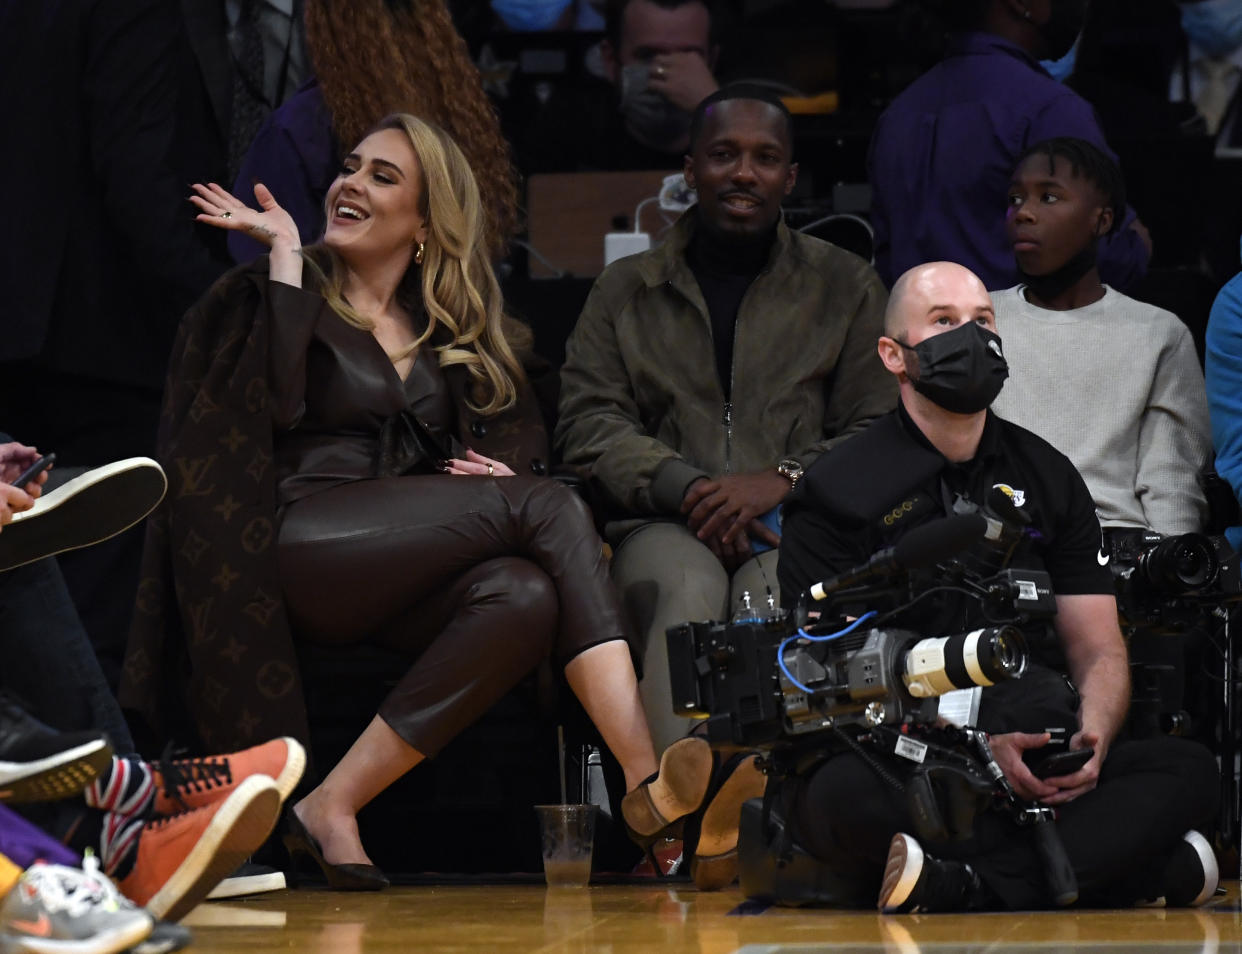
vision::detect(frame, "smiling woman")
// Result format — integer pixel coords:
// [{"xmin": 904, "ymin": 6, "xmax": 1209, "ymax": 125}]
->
[
  {"xmin": 226, "ymin": 0, "xmax": 519, "ymax": 265},
  {"xmin": 132, "ymin": 114, "xmax": 677, "ymax": 888}
]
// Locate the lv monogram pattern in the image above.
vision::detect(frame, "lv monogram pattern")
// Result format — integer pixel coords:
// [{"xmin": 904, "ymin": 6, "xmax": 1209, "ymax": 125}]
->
[{"xmin": 120, "ymin": 266, "xmax": 310, "ymax": 751}]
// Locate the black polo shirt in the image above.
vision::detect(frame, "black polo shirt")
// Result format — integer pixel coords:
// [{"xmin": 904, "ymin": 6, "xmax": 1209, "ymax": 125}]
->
[{"xmin": 778, "ymin": 402, "xmax": 1114, "ymax": 614}]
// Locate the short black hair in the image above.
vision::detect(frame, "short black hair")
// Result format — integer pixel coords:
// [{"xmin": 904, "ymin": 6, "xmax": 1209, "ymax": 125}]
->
[
  {"xmin": 1014, "ymin": 137, "xmax": 1126, "ymax": 235},
  {"xmin": 604, "ymin": 0, "xmax": 721, "ymax": 54},
  {"xmin": 688, "ymin": 83, "xmax": 794, "ymax": 155}
]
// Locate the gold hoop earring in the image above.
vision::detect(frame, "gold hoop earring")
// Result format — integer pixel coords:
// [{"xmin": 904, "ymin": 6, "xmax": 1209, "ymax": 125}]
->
[{"xmin": 415, "ymin": 241, "xmax": 425, "ymax": 265}]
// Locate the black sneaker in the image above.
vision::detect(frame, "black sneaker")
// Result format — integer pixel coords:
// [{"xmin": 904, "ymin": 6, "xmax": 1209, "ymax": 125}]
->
[
  {"xmin": 877, "ymin": 832, "xmax": 984, "ymax": 914},
  {"xmin": 0, "ymin": 457, "xmax": 166, "ymax": 572},
  {"xmin": 0, "ymin": 693, "xmax": 113, "ymax": 802},
  {"xmin": 1162, "ymin": 830, "xmax": 1220, "ymax": 907}
]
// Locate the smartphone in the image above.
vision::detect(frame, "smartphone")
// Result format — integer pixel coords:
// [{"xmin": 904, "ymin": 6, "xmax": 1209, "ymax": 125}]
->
[
  {"xmin": 11, "ymin": 452, "xmax": 55, "ymax": 489},
  {"xmin": 1032, "ymin": 747, "xmax": 1093, "ymax": 779}
]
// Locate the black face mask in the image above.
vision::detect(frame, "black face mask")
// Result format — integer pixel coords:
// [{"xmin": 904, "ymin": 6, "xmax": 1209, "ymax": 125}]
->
[
  {"xmin": 1018, "ymin": 241, "xmax": 1098, "ymax": 303},
  {"xmin": 1041, "ymin": 0, "xmax": 1090, "ymax": 61},
  {"xmin": 900, "ymin": 322, "xmax": 1010, "ymax": 414}
]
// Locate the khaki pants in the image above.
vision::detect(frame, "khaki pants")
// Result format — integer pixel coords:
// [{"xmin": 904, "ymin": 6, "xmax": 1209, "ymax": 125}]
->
[{"xmin": 610, "ymin": 522, "xmax": 780, "ymax": 753}]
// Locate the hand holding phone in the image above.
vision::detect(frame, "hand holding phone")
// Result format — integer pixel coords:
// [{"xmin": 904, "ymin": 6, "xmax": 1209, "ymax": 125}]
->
[
  {"xmin": 11, "ymin": 453, "xmax": 55, "ymax": 490},
  {"xmin": 1032, "ymin": 747, "xmax": 1093, "ymax": 780}
]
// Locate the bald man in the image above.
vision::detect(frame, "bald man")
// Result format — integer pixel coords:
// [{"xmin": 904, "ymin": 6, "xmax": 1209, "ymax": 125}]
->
[{"xmin": 773, "ymin": 262, "xmax": 1219, "ymax": 913}]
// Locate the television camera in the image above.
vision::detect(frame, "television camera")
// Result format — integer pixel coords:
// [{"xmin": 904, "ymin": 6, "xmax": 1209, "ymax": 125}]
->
[
  {"xmin": 666, "ymin": 507, "xmax": 1080, "ymax": 906},
  {"xmin": 1105, "ymin": 528, "xmax": 1241, "ymax": 632},
  {"xmin": 666, "ymin": 511, "xmax": 1052, "ymax": 753}
]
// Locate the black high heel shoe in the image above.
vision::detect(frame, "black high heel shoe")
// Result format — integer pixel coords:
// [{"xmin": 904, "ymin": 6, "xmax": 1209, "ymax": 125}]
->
[
  {"xmin": 620, "ymin": 737, "xmax": 713, "ymax": 875},
  {"xmin": 282, "ymin": 809, "xmax": 390, "ymax": 891}
]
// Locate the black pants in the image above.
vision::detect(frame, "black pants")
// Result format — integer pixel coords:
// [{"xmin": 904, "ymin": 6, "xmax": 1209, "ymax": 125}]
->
[
  {"xmin": 278, "ymin": 474, "xmax": 633, "ymax": 757},
  {"xmin": 0, "ymin": 558, "xmax": 135, "ymax": 755},
  {"xmin": 793, "ymin": 734, "xmax": 1220, "ymax": 909}
]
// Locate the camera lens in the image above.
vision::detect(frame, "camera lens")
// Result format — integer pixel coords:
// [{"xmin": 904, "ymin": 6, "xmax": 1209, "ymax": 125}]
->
[
  {"xmin": 903, "ymin": 626, "xmax": 1029, "ymax": 698},
  {"xmin": 977, "ymin": 625, "xmax": 1029, "ymax": 681},
  {"xmin": 1137, "ymin": 533, "xmax": 1218, "ymax": 594}
]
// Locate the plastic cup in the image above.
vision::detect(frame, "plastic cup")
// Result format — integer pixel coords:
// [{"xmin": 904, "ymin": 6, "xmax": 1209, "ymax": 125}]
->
[{"xmin": 534, "ymin": 804, "xmax": 597, "ymax": 887}]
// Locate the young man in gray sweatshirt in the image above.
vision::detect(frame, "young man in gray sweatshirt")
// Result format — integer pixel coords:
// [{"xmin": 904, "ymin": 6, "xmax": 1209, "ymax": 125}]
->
[{"xmin": 991, "ymin": 137, "xmax": 1211, "ymax": 536}]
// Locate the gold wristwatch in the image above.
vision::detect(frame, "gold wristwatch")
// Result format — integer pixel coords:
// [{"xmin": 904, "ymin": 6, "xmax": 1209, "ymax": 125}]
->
[{"xmin": 777, "ymin": 458, "xmax": 803, "ymax": 490}]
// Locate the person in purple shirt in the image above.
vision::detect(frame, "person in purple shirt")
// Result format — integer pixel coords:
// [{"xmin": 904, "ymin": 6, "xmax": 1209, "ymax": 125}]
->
[
  {"xmin": 228, "ymin": 77, "xmax": 336, "ymax": 264},
  {"xmin": 867, "ymin": 0, "xmax": 1152, "ymax": 292},
  {"xmin": 229, "ymin": 0, "xmax": 520, "ymax": 264}
]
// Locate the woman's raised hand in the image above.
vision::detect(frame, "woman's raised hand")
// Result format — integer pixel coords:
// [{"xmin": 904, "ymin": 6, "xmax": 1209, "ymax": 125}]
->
[
  {"xmin": 191, "ymin": 182, "xmax": 303, "ymax": 286},
  {"xmin": 190, "ymin": 182, "xmax": 300, "ymax": 250}
]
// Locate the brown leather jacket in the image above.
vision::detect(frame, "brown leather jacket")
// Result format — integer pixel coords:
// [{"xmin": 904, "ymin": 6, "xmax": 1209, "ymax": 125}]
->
[{"xmin": 119, "ymin": 256, "xmax": 548, "ymax": 752}]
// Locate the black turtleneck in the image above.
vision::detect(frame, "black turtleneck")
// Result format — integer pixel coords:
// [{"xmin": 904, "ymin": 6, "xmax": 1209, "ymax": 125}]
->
[{"xmin": 686, "ymin": 221, "xmax": 776, "ymax": 398}]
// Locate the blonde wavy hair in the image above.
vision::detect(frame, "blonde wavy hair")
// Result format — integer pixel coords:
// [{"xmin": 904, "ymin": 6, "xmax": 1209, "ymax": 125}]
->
[{"xmin": 312, "ymin": 114, "xmax": 529, "ymax": 416}]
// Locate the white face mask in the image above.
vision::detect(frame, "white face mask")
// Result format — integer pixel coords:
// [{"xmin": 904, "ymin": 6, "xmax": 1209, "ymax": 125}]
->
[{"xmin": 619, "ymin": 63, "xmax": 693, "ymax": 150}]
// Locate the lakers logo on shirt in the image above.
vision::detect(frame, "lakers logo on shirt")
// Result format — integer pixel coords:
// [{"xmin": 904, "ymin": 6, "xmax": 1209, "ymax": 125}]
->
[{"xmin": 992, "ymin": 483, "xmax": 1026, "ymax": 508}]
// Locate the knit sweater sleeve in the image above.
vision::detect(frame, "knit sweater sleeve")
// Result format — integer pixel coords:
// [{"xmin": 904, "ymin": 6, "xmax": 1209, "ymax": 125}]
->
[{"xmin": 1135, "ymin": 315, "xmax": 1212, "ymax": 534}]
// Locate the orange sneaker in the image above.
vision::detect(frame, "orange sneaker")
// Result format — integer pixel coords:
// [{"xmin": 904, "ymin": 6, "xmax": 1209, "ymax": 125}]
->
[
  {"xmin": 152, "ymin": 737, "xmax": 305, "ymax": 816},
  {"xmin": 120, "ymin": 774, "xmax": 281, "ymax": 922}
]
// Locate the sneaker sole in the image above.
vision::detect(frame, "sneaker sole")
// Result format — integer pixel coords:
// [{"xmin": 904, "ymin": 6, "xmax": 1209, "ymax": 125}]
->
[
  {"xmin": 13, "ymin": 912, "xmax": 153, "ymax": 954},
  {"xmin": 878, "ymin": 833, "xmax": 924, "ymax": 913},
  {"xmin": 1184, "ymin": 830, "xmax": 1219, "ymax": 907},
  {"xmin": 0, "ymin": 737, "xmax": 113, "ymax": 802},
  {"xmin": 144, "ymin": 776, "xmax": 282, "ymax": 923},
  {"xmin": 205, "ymin": 869, "xmax": 286, "ymax": 900},
  {"xmin": 128, "ymin": 919, "xmax": 192, "ymax": 954},
  {"xmin": 0, "ymin": 459, "xmax": 166, "ymax": 572},
  {"xmin": 272, "ymin": 738, "xmax": 306, "ymax": 804}
]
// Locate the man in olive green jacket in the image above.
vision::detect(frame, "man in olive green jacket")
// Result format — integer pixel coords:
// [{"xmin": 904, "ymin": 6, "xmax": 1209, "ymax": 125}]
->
[{"xmin": 555, "ymin": 86, "xmax": 895, "ymax": 750}]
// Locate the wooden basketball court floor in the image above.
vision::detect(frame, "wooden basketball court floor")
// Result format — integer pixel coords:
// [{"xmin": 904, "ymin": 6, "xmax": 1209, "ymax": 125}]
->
[{"xmin": 179, "ymin": 881, "xmax": 1242, "ymax": 952}]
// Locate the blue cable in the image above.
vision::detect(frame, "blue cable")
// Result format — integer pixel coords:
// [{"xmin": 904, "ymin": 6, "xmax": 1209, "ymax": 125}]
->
[{"xmin": 777, "ymin": 611, "xmax": 878, "ymax": 695}]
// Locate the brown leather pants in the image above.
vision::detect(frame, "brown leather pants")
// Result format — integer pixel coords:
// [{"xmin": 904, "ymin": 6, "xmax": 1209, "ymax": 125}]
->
[{"xmin": 277, "ymin": 475, "xmax": 632, "ymax": 756}]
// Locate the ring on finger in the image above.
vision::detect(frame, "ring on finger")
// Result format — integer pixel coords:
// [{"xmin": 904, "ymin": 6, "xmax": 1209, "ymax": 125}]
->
[
  {"xmin": 220, "ymin": 210, "xmax": 233, "ymax": 220},
  {"xmin": 487, "ymin": 463, "xmax": 494, "ymax": 476}
]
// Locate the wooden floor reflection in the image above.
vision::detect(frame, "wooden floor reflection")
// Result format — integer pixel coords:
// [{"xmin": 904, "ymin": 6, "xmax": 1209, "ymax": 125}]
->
[{"xmin": 178, "ymin": 881, "xmax": 1242, "ymax": 953}]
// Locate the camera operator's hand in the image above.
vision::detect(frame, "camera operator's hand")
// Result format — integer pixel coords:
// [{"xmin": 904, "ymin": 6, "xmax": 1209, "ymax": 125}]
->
[
  {"xmin": 682, "ymin": 472, "xmax": 789, "ymax": 547},
  {"xmin": 1040, "ymin": 730, "xmax": 1105, "ymax": 806},
  {"xmin": 989, "ymin": 732, "xmax": 1060, "ymax": 803}
]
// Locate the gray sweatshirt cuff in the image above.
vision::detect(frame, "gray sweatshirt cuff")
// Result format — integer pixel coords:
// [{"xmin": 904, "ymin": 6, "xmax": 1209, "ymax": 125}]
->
[{"xmin": 650, "ymin": 458, "xmax": 710, "ymax": 513}]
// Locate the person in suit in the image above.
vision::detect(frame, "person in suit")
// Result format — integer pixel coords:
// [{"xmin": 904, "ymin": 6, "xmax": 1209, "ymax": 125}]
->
[{"xmin": 0, "ymin": 0, "xmax": 234, "ymax": 684}]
